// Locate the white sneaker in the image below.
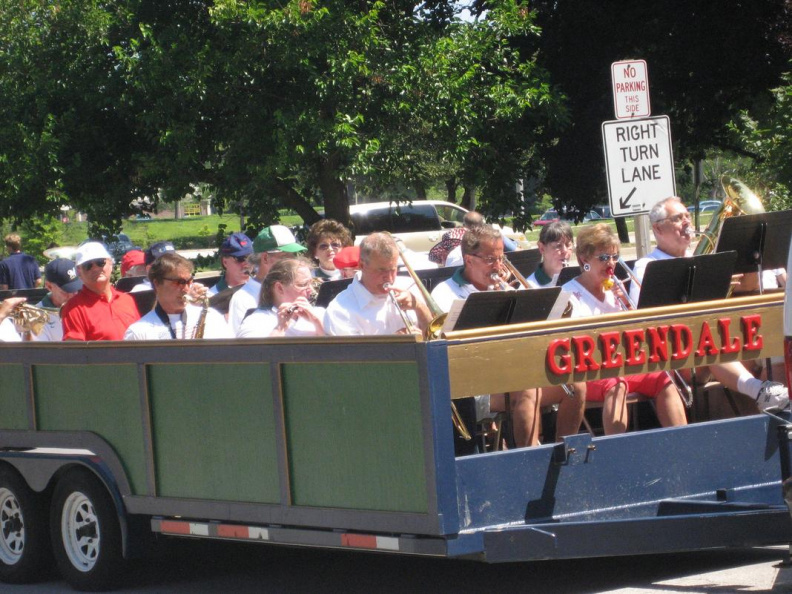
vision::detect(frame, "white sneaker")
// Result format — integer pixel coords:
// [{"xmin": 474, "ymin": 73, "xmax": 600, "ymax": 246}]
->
[{"xmin": 755, "ymin": 381, "xmax": 790, "ymax": 412}]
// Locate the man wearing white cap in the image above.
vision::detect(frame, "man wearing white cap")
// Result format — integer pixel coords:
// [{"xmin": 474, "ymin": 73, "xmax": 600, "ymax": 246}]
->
[
  {"xmin": 61, "ymin": 242, "xmax": 140, "ymax": 341},
  {"xmin": 227, "ymin": 225, "xmax": 307, "ymax": 333}
]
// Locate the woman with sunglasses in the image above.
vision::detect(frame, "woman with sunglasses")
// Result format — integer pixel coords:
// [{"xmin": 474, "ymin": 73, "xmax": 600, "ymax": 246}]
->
[
  {"xmin": 305, "ymin": 220, "xmax": 353, "ymax": 281},
  {"xmin": 237, "ymin": 258, "xmax": 325, "ymax": 338},
  {"xmin": 561, "ymin": 224, "xmax": 688, "ymax": 435}
]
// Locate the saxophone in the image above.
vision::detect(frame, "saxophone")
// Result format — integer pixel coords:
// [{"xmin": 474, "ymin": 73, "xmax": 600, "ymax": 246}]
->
[{"xmin": 183, "ymin": 295, "xmax": 209, "ymax": 339}]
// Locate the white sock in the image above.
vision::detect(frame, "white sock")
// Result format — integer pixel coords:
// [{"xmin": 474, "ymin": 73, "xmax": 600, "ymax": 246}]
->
[{"xmin": 737, "ymin": 373, "xmax": 763, "ymax": 400}]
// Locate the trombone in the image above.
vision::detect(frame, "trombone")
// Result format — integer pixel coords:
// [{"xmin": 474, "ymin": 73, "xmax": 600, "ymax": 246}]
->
[
  {"xmin": 390, "ymin": 241, "xmax": 471, "ymax": 440},
  {"xmin": 607, "ymin": 261, "xmax": 694, "ymax": 407}
]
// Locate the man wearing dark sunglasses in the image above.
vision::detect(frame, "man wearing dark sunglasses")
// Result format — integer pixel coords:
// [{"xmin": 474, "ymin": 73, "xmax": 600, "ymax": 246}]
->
[
  {"xmin": 61, "ymin": 242, "xmax": 140, "ymax": 341},
  {"xmin": 208, "ymin": 232, "xmax": 253, "ymax": 297},
  {"xmin": 124, "ymin": 253, "xmax": 232, "ymax": 340}
]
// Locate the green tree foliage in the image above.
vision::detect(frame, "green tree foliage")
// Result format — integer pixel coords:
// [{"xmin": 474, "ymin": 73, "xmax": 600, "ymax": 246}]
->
[
  {"xmin": 520, "ymin": 0, "xmax": 791, "ymax": 211},
  {"xmin": 0, "ymin": 0, "xmax": 566, "ymax": 233},
  {"xmin": 729, "ymin": 66, "xmax": 792, "ymax": 209}
]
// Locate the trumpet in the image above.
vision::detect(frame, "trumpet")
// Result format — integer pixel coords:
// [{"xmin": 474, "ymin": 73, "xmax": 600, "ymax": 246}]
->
[
  {"xmin": 10, "ymin": 303, "xmax": 57, "ymax": 337},
  {"xmin": 488, "ymin": 272, "xmax": 510, "ymax": 291},
  {"xmin": 603, "ymin": 268, "xmax": 693, "ymax": 407}
]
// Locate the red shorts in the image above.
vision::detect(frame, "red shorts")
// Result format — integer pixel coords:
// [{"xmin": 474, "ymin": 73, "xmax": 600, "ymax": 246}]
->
[{"xmin": 586, "ymin": 372, "xmax": 672, "ymax": 402}]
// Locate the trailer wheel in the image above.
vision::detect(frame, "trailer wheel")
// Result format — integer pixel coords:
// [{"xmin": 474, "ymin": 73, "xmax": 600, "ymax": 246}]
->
[
  {"xmin": 51, "ymin": 469, "xmax": 124, "ymax": 592},
  {"xmin": 0, "ymin": 466, "xmax": 49, "ymax": 583}
]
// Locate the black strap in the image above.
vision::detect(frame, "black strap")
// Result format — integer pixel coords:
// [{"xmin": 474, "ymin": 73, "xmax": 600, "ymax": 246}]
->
[{"xmin": 154, "ymin": 304, "xmax": 177, "ymax": 339}]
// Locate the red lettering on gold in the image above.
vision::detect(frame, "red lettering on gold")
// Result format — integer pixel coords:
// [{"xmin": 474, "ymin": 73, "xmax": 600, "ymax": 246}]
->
[
  {"xmin": 547, "ymin": 339, "xmax": 572, "ymax": 374},
  {"xmin": 670, "ymin": 324, "xmax": 693, "ymax": 360},
  {"xmin": 741, "ymin": 314, "xmax": 763, "ymax": 351},
  {"xmin": 695, "ymin": 321, "xmax": 720, "ymax": 357},
  {"xmin": 599, "ymin": 331, "xmax": 624, "ymax": 369},
  {"xmin": 622, "ymin": 329, "xmax": 646, "ymax": 366},
  {"xmin": 647, "ymin": 325, "xmax": 670, "ymax": 363},
  {"xmin": 718, "ymin": 318, "xmax": 741, "ymax": 354},
  {"xmin": 573, "ymin": 335, "xmax": 600, "ymax": 372}
]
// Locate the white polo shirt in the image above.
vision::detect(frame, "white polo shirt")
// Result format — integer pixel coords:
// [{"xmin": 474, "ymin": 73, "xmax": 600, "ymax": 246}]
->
[
  {"xmin": 227, "ymin": 277, "xmax": 262, "ymax": 334},
  {"xmin": 123, "ymin": 304, "xmax": 233, "ymax": 340},
  {"xmin": 431, "ymin": 268, "xmax": 480, "ymax": 313},
  {"xmin": 0, "ymin": 318, "xmax": 21, "ymax": 342},
  {"xmin": 238, "ymin": 307, "xmax": 326, "ymax": 338},
  {"xmin": 323, "ymin": 274, "xmax": 418, "ymax": 336}
]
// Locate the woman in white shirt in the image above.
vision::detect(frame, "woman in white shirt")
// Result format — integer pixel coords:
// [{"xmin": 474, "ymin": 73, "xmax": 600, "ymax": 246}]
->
[
  {"xmin": 561, "ymin": 224, "xmax": 688, "ymax": 435},
  {"xmin": 238, "ymin": 258, "xmax": 325, "ymax": 338}
]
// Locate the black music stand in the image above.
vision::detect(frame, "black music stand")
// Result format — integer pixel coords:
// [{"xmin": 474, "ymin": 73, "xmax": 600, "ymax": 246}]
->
[
  {"xmin": 450, "ymin": 287, "xmax": 562, "ymax": 331},
  {"xmin": 398, "ymin": 266, "xmax": 457, "ymax": 293},
  {"xmin": 636, "ymin": 251, "xmax": 737, "ymax": 309},
  {"xmin": 505, "ymin": 249, "xmax": 542, "ymax": 278},
  {"xmin": 115, "ymin": 276, "xmax": 147, "ymax": 293},
  {"xmin": 315, "ymin": 278, "xmax": 353, "ymax": 308},
  {"xmin": 0, "ymin": 288, "xmax": 48, "ymax": 303},
  {"xmin": 716, "ymin": 211, "xmax": 792, "ymax": 275},
  {"xmin": 556, "ymin": 266, "xmax": 580, "ymax": 286}
]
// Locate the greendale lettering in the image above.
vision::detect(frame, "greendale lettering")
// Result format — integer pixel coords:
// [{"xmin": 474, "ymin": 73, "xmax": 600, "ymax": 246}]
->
[{"xmin": 546, "ymin": 314, "xmax": 763, "ymax": 375}]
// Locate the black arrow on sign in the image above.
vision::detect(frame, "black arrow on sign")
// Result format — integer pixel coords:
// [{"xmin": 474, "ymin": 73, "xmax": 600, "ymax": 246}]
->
[{"xmin": 619, "ymin": 187, "xmax": 637, "ymax": 210}]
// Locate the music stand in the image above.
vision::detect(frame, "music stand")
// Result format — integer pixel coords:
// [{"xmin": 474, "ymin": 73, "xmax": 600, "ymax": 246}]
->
[
  {"xmin": 315, "ymin": 278, "xmax": 353, "ymax": 308},
  {"xmin": 504, "ymin": 249, "xmax": 542, "ymax": 278},
  {"xmin": 636, "ymin": 251, "xmax": 737, "ymax": 309},
  {"xmin": 398, "ymin": 266, "xmax": 457, "ymax": 293},
  {"xmin": 716, "ymin": 211, "xmax": 792, "ymax": 273},
  {"xmin": 450, "ymin": 287, "xmax": 562, "ymax": 331}
]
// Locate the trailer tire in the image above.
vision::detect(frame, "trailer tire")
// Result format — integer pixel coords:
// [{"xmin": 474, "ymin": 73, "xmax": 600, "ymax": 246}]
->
[
  {"xmin": 0, "ymin": 466, "xmax": 50, "ymax": 583},
  {"xmin": 51, "ymin": 468, "xmax": 124, "ymax": 592}
]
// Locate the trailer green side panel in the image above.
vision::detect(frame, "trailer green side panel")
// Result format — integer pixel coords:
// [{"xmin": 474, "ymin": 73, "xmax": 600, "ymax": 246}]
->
[
  {"xmin": 33, "ymin": 364, "xmax": 147, "ymax": 494},
  {"xmin": 282, "ymin": 362, "xmax": 428, "ymax": 512},
  {"xmin": 148, "ymin": 363, "xmax": 279, "ymax": 503},
  {"xmin": 0, "ymin": 364, "xmax": 29, "ymax": 430}
]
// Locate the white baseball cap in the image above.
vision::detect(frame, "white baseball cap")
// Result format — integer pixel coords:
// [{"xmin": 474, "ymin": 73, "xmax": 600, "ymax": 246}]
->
[{"xmin": 75, "ymin": 242, "xmax": 113, "ymax": 267}]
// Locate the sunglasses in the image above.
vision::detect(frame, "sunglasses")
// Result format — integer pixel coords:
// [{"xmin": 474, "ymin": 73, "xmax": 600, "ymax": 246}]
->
[
  {"xmin": 80, "ymin": 259, "xmax": 108, "ymax": 271},
  {"xmin": 318, "ymin": 242, "xmax": 342, "ymax": 251},
  {"xmin": 163, "ymin": 276, "xmax": 194, "ymax": 287},
  {"xmin": 596, "ymin": 253, "xmax": 619, "ymax": 263},
  {"xmin": 230, "ymin": 256, "xmax": 248, "ymax": 264}
]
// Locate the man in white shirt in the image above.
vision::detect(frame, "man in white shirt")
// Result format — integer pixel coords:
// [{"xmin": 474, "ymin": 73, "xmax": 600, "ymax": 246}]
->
[
  {"xmin": 431, "ymin": 225, "xmax": 586, "ymax": 447},
  {"xmin": 227, "ymin": 225, "xmax": 307, "ymax": 333},
  {"xmin": 324, "ymin": 233, "xmax": 431, "ymax": 336},
  {"xmin": 631, "ymin": 196, "xmax": 788, "ymax": 412},
  {"xmin": 32, "ymin": 258, "xmax": 83, "ymax": 342},
  {"xmin": 124, "ymin": 253, "xmax": 232, "ymax": 340}
]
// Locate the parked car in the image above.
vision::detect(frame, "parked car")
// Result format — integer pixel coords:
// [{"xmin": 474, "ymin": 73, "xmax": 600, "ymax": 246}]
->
[
  {"xmin": 687, "ymin": 200, "xmax": 722, "ymax": 214},
  {"xmin": 79, "ymin": 233, "xmax": 140, "ymax": 260},
  {"xmin": 349, "ymin": 200, "xmax": 528, "ymax": 253},
  {"xmin": 592, "ymin": 205, "xmax": 612, "ymax": 219},
  {"xmin": 532, "ymin": 209, "xmax": 603, "ymax": 228}
]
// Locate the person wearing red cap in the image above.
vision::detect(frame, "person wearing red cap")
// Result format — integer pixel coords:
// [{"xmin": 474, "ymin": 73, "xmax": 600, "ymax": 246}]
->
[
  {"xmin": 121, "ymin": 250, "xmax": 146, "ymax": 278},
  {"xmin": 333, "ymin": 246, "xmax": 360, "ymax": 279}
]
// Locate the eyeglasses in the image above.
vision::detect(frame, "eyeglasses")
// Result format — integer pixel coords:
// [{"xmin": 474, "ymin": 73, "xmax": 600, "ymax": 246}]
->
[
  {"xmin": 80, "ymin": 259, "xmax": 107, "ymax": 271},
  {"xmin": 163, "ymin": 276, "xmax": 194, "ymax": 287},
  {"xmin": 596, "ymin": 253, "xmax": 619, "ymax": 263},
  {"xmin": 230, "ymin": 256, "xmax": 248, "ymax": 264},
  {"xmin": 318, "ymin": 242, "xmax": 342, "ymax": 251},
  {"xmin": 547, "ymin": 241, "xmax": 574, "ymax": 252},
  {"xmin": 469, "ymin": 254, "xmax": 504, "ymax": 266},
  {"xmin": 659, "ymin": 212, "xmax": 691, "ymax": 225}
]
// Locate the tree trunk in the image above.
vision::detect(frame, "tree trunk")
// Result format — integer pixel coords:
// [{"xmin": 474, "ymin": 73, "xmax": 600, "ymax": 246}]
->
[
  {"xmin": 272, "ymin": 179, "xmax": 322, "ymax": 226},
  {"xmin": 445, "ymin": 177, "xmax": 458, "ymax": 203},
  {"xmin": 461, "ymin": 186, "xmax": 476, "ymax": 211},
  {"xmin": 317, "ymin": 157, "xmax": 351, "ymax": 227},
  {"xmin": 414, "ymin": 181, "xmax": 427, "ymax": 200},
  {"xmin": 615, "ymin": 216, "xmax": 630, "ymax": 244}
]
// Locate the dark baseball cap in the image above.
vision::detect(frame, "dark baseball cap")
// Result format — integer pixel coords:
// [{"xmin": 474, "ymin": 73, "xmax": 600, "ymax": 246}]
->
[
  {"xmin": 220, "ymin": 232, "xmax": 253, "ymax": 258},
  {"xmin": 44, "ymin": 258, "xmax": 83, "ymax": 293},
  {"xmin": 144, "ymin": 241, "xmax": 176, "ymax": 265}
]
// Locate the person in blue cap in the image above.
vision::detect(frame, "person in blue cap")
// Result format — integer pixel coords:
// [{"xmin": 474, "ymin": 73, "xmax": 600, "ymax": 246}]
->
[
  {"xmin": 208, "ymin": 232, "xmax": 253, "ymax": 297},
  {"xmin": 32, "ymin": 258, "xmax": 84, "ymax": 342},
  {"xmin": 130, "ymin": 241, "xmax": 176, "ymax": 293}
]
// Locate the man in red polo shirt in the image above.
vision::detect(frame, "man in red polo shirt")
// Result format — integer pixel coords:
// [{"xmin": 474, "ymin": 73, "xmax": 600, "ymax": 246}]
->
[{"xmin": 61, "ymin": 242, "xmax": 140, "ymax": 341}]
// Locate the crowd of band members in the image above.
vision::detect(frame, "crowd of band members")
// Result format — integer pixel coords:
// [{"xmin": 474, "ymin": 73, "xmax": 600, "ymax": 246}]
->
[{"xmin": 0, "ymin": 200, "xmax": 788, "ymax": 446}]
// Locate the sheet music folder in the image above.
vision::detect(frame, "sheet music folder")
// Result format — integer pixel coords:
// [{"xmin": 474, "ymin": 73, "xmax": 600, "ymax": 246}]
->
[
  {"xmin": 445, "ymin": 287, "xmax": 563, "ymax": 332},
  {"xmin": 636, "ymin": 251, "xmax": 737, "ymax": 309}
]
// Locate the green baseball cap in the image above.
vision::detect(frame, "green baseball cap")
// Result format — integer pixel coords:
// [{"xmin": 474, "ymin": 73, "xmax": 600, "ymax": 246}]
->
[{"xmin": 253, "ymin": 225, "xmax": 307, "ymax": 254}]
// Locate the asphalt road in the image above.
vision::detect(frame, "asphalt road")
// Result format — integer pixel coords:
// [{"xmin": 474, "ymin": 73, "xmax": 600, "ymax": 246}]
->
[{"xmin": 6, "ymin": 539, "xmax": 792, "ymax": 593}]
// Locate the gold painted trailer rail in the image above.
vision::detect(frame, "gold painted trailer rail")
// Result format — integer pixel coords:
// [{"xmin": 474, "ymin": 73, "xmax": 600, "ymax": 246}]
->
[{"xmin": 445, "ymin": 293, "xmax": 783, "ymax": 399}]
